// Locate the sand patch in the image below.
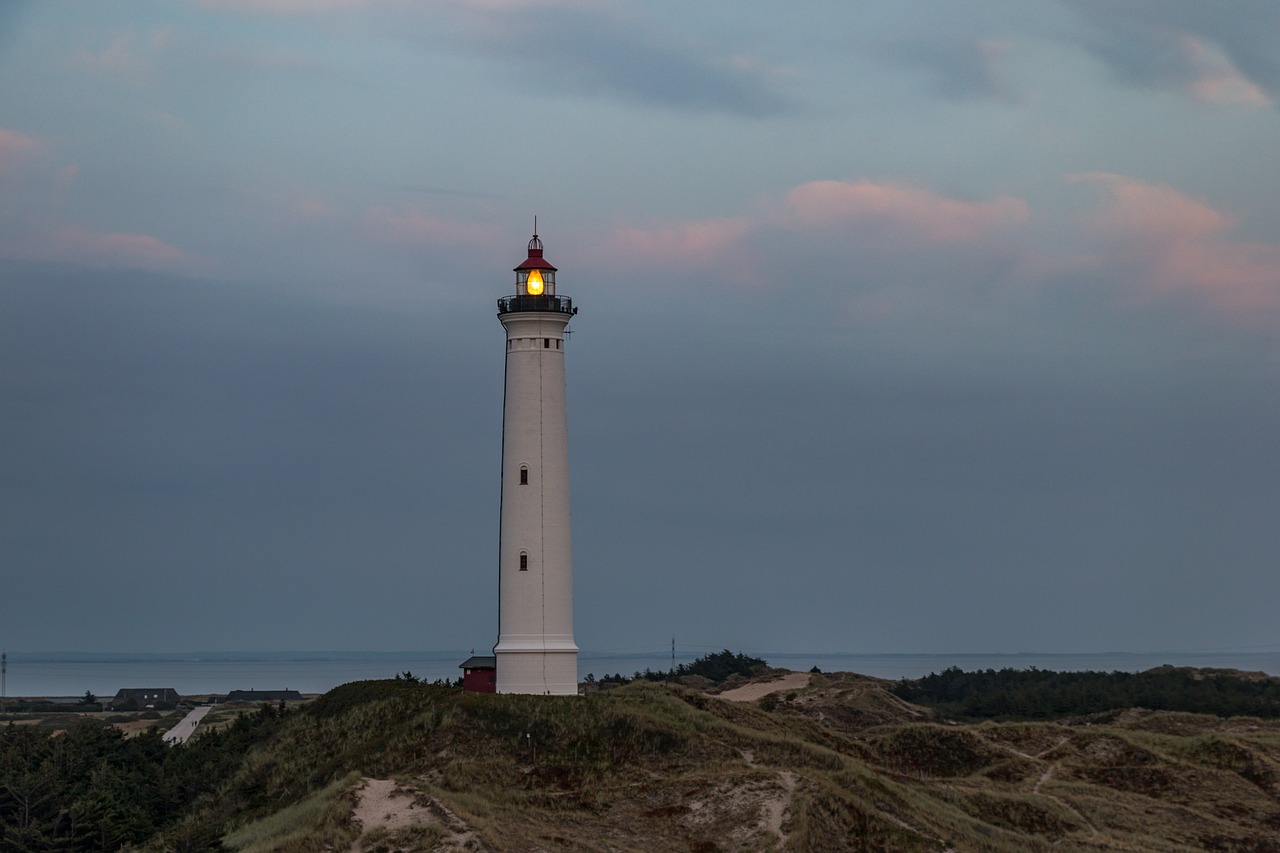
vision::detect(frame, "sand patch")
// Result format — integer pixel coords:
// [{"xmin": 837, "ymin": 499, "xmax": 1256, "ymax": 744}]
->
[
  {"xmin": 762, "ymin": 770, "xmax": 797, "ymax": 843},
  {"xmin": 350, "ymin": 778, "xmax": 482, "ymax": 852},
  {"xmin": 717, "ymin": 672, "xmax": 811, "ymax": 702},
  {"xmin": 352, "ymin": 779, "xmax": 433, "ymax": 835}
]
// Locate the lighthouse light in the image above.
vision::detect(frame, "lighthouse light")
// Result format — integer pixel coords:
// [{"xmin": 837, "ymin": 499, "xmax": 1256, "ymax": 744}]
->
[{"xmin": 526, "ymin": 269, "xmax": 544, "ymax": 295}]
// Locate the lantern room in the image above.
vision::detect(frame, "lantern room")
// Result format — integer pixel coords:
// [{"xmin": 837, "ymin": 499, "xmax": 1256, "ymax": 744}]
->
[
  {"xmin": 515, "ymin": 232, "xmax": 557, "ymax": 296},
  {"xmin": 498, "ymin": 231, "xmax": 576, "ymax": 317}
]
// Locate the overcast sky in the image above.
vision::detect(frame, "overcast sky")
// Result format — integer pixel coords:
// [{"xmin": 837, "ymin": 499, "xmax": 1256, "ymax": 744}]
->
[{"xmin": 2, "ymin": 1, "xmax": 1278, "ymax": 659}]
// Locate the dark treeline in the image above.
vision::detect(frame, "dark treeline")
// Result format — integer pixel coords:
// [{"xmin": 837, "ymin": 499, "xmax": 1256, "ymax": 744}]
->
[
  {"xmin": 0, "ymin": 704, "xmax": 291, "ymax": 852},
  {"xmin": 894, "ymin": 666, "xmax": 1280, "ymax": 720},
  {"xmin": 588, "ymin": 649, "xmax": 769, "ymax": 687}
]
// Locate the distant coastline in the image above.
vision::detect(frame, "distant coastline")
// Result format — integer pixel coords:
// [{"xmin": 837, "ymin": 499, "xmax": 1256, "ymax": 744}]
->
[
  {"xmin": 7, "ymin": 650, "xmax": 471, "ymax": 663},
  {"xmin": 2, "ymin": 649, "xmax": 1276, "ymax": 699}
]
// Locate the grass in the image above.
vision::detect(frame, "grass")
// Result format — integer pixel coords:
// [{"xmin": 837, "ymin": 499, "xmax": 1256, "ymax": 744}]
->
[
  {"xmin": 360, "ymin": 822, "xmax": 448, "ymax": 853},
  {"xmin": 0, "ymin": 706, "xmax": 187, "ymax": 736},
  {"xmin": 154, "ymin": 675, "xmax": 1280, "ymax": 851},
  {"xmin": 221, "ymin": 772, "xmax": 361, "ymax": 853}
]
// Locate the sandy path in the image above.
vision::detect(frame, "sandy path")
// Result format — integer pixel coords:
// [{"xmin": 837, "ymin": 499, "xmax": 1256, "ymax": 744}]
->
[{"xmin": 717, "ymin": 672, "xmax": 811, "ymax": 702}]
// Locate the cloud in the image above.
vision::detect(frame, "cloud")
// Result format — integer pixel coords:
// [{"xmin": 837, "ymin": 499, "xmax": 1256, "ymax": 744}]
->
[
  {"xmin": 189, "ymin": 0, "xmax": 793, "ymax": 115},
  {"xmin": 589, "ymin": 179, "xmax": 1036, "ymax": 315},
  {"xmin": 609, "ymin": 217, "xmax": 751, "ymax": 264},
  {"xmin": 195, "ymin": 0, "xmax": 378, "ymax": 12},
  {"xmin": 597, "ymin": 175, "xmax": 1280, "ymax": 328},
  {"xmin": 38, "ymin": 226, "xmax": 191, "ymax": 272},
  {"xmin": 294, "ymin": 197, "xmax": 332, "ymax": 220},
  {"xmin": 602, "ymin": 180, "xmax": 1029, "ymax": 271},
  {"xmin": 365, "ymin": 207, "xmax": 500, "ymax": 247},
  {"xmin": 782, "ymin": 180, "xmax": 1029, "ymax": 244},
  {"xmin": 882, "ymin": 37, "xmax": 1014, "ymax": 102},
  {"xmin": 205, "ymin": 44, "xmax": 328, "ymax": 73},
  {"xmin": 1072, "ymin": 173, "xmax": 1280, "ymax": 314},
  {"xmin": 72, "ymin": 30, "xmax": 175, "ymax": 85},
  {"xmin": 1061, "ymin": 0, "xmax": 1278, "ymax": 106},
  {"xmin": 78, "ymin": 21, "xmax": 326, "ymax": 85},
  {"xmin": 444, "ymin": 3, "xmax": 795, "ymax": 116},
  {"xmin": 1180, "ymin": 37, "xmax": 1270, "ymax": 106},
  {"xmin": 0, "ymin": 128, "xmax": 37, "ymax": 175},
  {"xmin": 0, "ymin": 131, "xmax": 191, "ymax": 273}
]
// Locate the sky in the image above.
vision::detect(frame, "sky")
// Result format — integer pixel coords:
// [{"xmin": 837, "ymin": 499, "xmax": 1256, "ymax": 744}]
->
[{"xmin": 2, "ymin": 1, "xmax": 1278, "ymax": 660}]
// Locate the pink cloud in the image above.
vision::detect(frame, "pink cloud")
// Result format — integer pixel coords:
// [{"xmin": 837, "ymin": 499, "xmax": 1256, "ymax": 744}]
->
[
  {"xmin": 1073, "ymin": 173, "xmax": 1280, "ymax": 313},
  {"xmin": 609, "ymin": 217, "xmax": 751, "ymax": 263},
  {"xmin": 365, "ymin": 207, "xmax": 500, "ymax": 247},
  {"xmin": 1180, "ymin": 37, "xmax": 1270, "ymax": 107},
  {"xmin": 58, "ymin": 164, "xmax": 81, "ymax": 187},
  {"xmin": 1076, "ymin": 173, "xmax": 1229, "ymax": 243},
  {"xmin": 47, "ymin": 226, "xmax": 190, "ymax": 271},
  {"xmin": 595, "ymin": 180, "xmax": 1032, "ymax": 290},
  {"xmin": 782, "ymin": 180, "xmax": 1028, "ymax": 243},
  {"xmin": 0, "ymin": 128, "xmax": 37, "ymax": 175},
  {"xmin": 600, "ymin": 216, "xmax": 757, "ymax": 283},
  {"xmin": 295, "ymin": 197, "xmax": 332, "ymax": 220}
]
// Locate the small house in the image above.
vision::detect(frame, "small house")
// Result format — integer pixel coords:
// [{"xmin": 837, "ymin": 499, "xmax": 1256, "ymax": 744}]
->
[
  {"xmin": 225, "ymin": 689, "xmax": 304, "ymax": 702},
  {"xmin": 111, "ymin": 688, "xmax": 180, "ymax": 709},
  {"xmin": 459, "ymin": 655, "xmax": 496, "ymax": 693}
]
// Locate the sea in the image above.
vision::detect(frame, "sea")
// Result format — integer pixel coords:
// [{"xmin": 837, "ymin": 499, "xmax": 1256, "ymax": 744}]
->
[{"xmin": 4, "ymin": 649, "xmax": 1279, "ymax": 700}]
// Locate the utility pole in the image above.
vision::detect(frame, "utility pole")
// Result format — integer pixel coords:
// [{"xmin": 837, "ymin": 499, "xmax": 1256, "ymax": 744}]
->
[{"xmin": 2, "ymin": 650, "xmax": 7, "ymax": 714}]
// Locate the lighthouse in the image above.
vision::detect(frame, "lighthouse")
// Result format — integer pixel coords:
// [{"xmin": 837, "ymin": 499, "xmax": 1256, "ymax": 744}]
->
[{"xmin": 493, "ymin": 231, "xmax": 579, "ymax": 695}]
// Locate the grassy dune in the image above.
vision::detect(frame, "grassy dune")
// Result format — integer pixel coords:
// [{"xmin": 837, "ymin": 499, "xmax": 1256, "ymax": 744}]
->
[{"xmin": 153, "ymin": 672, "xmax": 1280, "ymax": 851}]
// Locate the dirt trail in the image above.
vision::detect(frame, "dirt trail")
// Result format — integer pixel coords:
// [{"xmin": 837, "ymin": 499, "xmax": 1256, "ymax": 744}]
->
[
  {"xmin": 762, "ymin": 771, "xmax": 797, "ymax": 843},
  {"xmin": 993, "ymin": 737, "xmax": 1101, "ymax": 841}
]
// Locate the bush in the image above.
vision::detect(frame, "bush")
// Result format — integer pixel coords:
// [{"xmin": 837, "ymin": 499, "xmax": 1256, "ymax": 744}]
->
[
  {"xmin": 306, "ymin": 679, "xmax": 439, "ymax": 719},
  {"xmin": 614, "ymin": 650, "xmax": 771, "ymax": 687}
]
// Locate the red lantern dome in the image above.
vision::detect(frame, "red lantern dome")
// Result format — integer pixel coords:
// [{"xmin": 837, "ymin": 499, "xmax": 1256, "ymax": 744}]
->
[{"xmin": 514, "ymin": 232, "xmax": 557, "ymax": 296}]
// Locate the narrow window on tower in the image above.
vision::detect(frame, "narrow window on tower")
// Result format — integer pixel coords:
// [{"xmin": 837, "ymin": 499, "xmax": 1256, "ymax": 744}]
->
[
  {"xmin": 519, "ymin": 465, "xmax": 528, "ymax": 485},
  {"xmin": 544, "ymin": 338, "xmax": 550, "ymax": 348},
  {"xmin": 519, "ymin": 552, "xmax": 528, "ymax": 571}
]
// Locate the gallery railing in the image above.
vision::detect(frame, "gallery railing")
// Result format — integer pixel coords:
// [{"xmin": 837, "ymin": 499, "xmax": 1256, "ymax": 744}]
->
[{"xmin": 497, "ymin": 295, "xmax": 576, "ymax": 315}]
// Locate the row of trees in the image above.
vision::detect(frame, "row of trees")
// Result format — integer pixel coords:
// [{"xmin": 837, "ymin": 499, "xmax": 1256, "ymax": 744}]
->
[
  {"xmin": 894, "ymin": 666, "xmax": 1280, "ymax": 720},
  {"xmin": 586, "ymin": 649, "xmax": 770, "ymax": 687},
  {"xmin": 393, "ymin": 671, "xmax": 461, "ymax": 687},
  {"xmin": 0, "ymin": 705, "xmax": 290, "ymax": 852}
]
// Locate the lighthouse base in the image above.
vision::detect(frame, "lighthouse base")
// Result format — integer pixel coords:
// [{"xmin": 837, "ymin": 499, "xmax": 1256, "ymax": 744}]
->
[{"xmin": 494, "ymin": 644, "xmax": 579, "ymax": 695}]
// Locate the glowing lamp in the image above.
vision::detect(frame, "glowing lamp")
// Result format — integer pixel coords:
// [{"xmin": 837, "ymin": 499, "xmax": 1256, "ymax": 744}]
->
[{"xmin": 526, "ymin": 269, "xmax": 545, "ymax": 295}]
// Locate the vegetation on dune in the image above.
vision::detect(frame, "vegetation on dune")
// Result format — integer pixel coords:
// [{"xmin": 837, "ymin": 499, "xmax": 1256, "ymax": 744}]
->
[
  {"xmin": 169, "ymin": 673, "xmax": 1280, "ymax": 850},
  {"xmin": 587, "ymin": 649, "xmax": 771, "ymax": 689},
  {"xmin": 0, "ymin": 704, "xmax": 290, "ymax": 851},
  {"xmin": 894, "ymin": 665, "xmax": 1280, "ymax": 720},
  {"xmin": 220, "ymin": 773, "xmax": 362, "ymax": 853},
  {"xmin": 6, "ymin": 662, "xmax": 1280, "ymax": 851}
]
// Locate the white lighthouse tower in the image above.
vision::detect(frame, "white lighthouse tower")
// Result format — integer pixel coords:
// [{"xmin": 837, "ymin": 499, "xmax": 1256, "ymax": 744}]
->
[{"xmin": 493, "ymin": 231, "xmax": 579, "ymax": 695}]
